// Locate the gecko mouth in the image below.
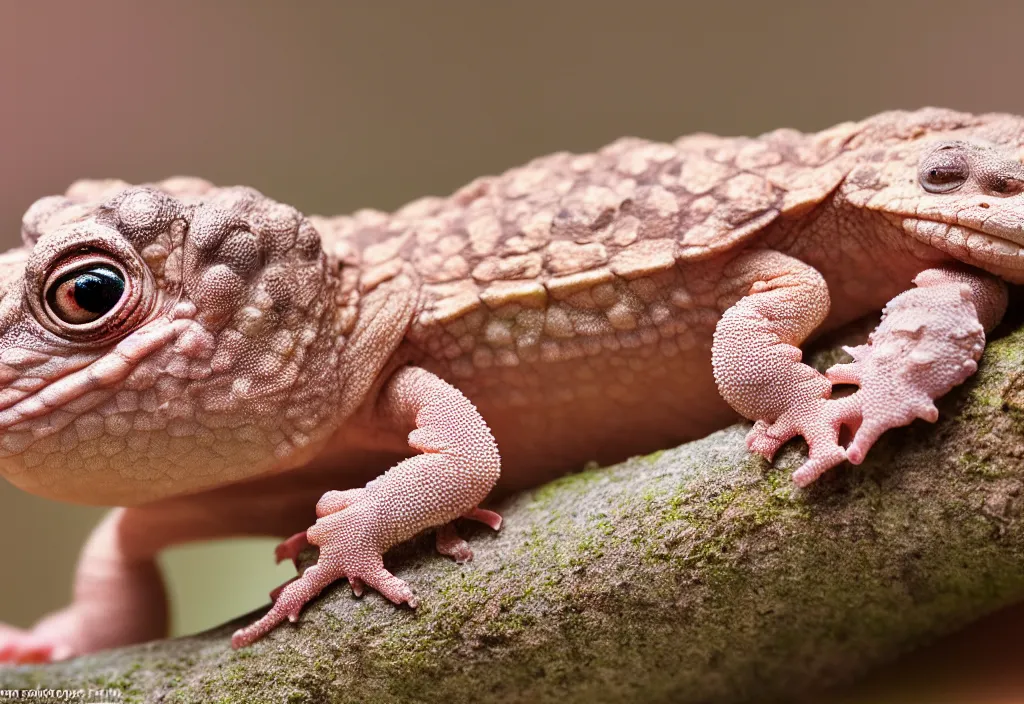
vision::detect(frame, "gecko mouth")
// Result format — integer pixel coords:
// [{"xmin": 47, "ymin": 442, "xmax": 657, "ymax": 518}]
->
[
  {"xmin": 0, "ymin": 318, "xmax": 190, "ymax": 436},
  {"xmin": 902, "ymin": 217, "xmax": 1024, "ymax": 270}
]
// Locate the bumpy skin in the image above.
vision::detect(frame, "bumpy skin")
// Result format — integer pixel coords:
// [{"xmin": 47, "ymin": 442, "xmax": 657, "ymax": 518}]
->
[{"xmin": 1, "ymin": 108, "xmax": 1023, "ymax": 661}]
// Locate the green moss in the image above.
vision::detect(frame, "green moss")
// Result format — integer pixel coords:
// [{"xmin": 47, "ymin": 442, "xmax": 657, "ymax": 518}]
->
[
  {"xmin": 981, "ymin": 332, "xmax": 1024, "ymax": 366},
  {"xmin": 706, "ymin": 487, "xmax": 742, "ymax": 515},
  {"xmin": 958, "ymin": 450, "xmax": 1001, "ymax": 478},
  {"xmin": 570, "ymin": 534, "xmax": 604, "ymax": 565},
  {"xmin": 644, "ymin": 449, "xmax": 666, "ymax": 464},
  {"xmin": 532, "ymin": 463, "xmax": 607, "ymax": 504},
  {"xmin": 81, "ymin": 661, "xmax": 143, "ymax": 698},
  {"xmin": 484, "ymin": 611, "xmax": 536, "ymax": 644}
]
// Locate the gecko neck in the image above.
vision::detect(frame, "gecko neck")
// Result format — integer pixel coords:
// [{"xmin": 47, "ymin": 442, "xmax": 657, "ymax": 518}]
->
[{"xmin": 763, "ymin": 197, "xmax": 951, "ymax": 330}]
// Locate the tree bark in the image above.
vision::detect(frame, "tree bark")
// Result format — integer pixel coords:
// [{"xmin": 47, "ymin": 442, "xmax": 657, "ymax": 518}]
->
[{"xmin": 4, "ymin": 315, "xmax": 1024, "ymax": 704}]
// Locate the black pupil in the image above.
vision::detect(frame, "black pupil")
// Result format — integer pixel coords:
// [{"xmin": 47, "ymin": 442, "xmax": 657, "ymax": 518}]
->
[
  {"xmin": 73, "ymin": 267, "xmax": 124, "ymax": 314},
  {"xmin": 929, "ymin": 166, "xmax": 963, "ymax": 183}
]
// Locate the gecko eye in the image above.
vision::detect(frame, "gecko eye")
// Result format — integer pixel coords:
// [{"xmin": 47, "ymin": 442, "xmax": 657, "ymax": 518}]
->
[
  {"xmin": 919, "ymin": 148, "xmax": 969, "ymax": 193},
  {"xmin": 45, "ymin": 263, "xmax": 126, "ymax": 325}
]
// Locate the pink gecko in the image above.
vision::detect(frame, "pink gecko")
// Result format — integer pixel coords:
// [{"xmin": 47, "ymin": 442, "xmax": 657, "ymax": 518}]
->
[{"xmin": 0, "ymin": 107, "xmax": 1016, "ymax": 662}]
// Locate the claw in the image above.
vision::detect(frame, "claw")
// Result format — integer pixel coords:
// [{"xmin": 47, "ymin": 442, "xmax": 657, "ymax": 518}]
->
[
  {"xmin": 463, "ymin": 507, "xmax": 502, "ymax": 531},
  {"xmin": 232, "ymin": 564, "xmax": 335, "ymax": 649},
  {"xmin": 746, "ymin": 418, "xmax": 802, "ymax": 462},
  {"xmin": 752, "ymin": 394, "xmax": 862, "ymax": 485},
  {"xmin": 791, "ymin": 446, "xmax": 847, "ymax": 487},
  {"xmin": 274, "ymin": 532, "xmax": 309, "ymax": 566},
  {"xmin": 349, "ymin": 577, "xmax": 365, "ymax": 597},
  {"xmin": 918, "ymin": 401, "xmax": 939, "ymax": 423}
]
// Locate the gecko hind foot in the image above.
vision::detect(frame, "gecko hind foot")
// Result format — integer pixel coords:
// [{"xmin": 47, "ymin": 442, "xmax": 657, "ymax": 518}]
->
[
  {"xmin": 744, "ymin": 395, "xmax": 861, "ymax": 486},
  {"xmin": 0, "ymin": 619, "xmax": 80, "ymax": 664},
  {"xmin": 0, "ymin": 625, "xmax": 56, "ymax": 664},
  {"xmin": 823, "ymin": 272, "xmax": 990, "ymax": 468},
  {"xmin": 746, "ymin": 271, "xmax": 992, "ymax": 487}
]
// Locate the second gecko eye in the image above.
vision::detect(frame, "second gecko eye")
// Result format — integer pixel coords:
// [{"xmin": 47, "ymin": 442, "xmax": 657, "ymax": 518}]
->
[
  {"xmin": 919, "ymin": 147, "xmax": 970, "ymax": 193},
  {"xmin": 45, "ymin": 264, "xmax": 126, "ymax": 325}
]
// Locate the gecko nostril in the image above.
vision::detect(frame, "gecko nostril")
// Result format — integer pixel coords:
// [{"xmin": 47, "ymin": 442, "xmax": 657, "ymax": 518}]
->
[{"xmin": 980, "ymin": 202, "xmax": 990, "ymax": 209}]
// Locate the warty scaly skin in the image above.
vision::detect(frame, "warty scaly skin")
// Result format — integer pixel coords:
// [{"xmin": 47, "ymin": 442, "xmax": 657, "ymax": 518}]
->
[{"xmin": 0, "ymin": 107, "xmax": 1020, "ymax": 660}]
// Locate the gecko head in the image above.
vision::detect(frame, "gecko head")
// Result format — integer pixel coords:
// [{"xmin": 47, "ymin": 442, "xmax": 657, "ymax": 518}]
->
[
  {"xmin": 0, "ymin": 179, "xmax": 344, "ymax": 505},
  {"xmin": 841, "ymin": 109, "xmax": 1024, "ymax": 283}
]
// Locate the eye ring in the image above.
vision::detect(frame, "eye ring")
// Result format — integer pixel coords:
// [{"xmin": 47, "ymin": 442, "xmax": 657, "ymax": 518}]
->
[
  {"xmin": 25, "ymin": 222, "xmax": 155, "ymax": 344},
  {"xmin": 41, "ymin": 252, "xmax": 131, "ymax": 329},
  {"xmin": 34, "ymin": 247, "xmax": 150, "ymax": 343},
  {"xmin": 45, "ymin": 262, "xmax": 126, "ymax": 325},
  {"xmin": 919, "ymin": 147, "xmax": 970, "ymax": 194}
]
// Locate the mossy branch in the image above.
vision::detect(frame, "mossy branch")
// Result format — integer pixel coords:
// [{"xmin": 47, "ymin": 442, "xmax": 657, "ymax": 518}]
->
[{"xmin": 5, "ymin": 317, "xmax": 1024, "ymax": 704}]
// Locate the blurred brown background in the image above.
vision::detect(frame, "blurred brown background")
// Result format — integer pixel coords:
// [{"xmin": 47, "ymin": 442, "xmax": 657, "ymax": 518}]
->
[{"xmin": 1, "ymin": 1, "xmax": 1022, "ymax": 701}]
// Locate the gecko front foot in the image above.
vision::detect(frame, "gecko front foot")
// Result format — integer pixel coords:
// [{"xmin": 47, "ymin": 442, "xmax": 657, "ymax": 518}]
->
[
  {"xmin": 264, "ymin": 506, "xmax": 501, "ymax": 614},
  {"xmin": 233, "ymin": 366, "xmax": 501, "ymax": 649},
  {"xmin": 242, "ymin": 502, "xmax": 505, "ymax": 652},
  {"xmin": 233, "ymin": 499, "xmax": 418, "ymax": 649},
  {"xmin": 713, "ymin": 250, "xmax": 867, "ymax": 487},
  {"xmin": 250, "ymin": 506, "xmax": 502, "ymax": 645}
]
